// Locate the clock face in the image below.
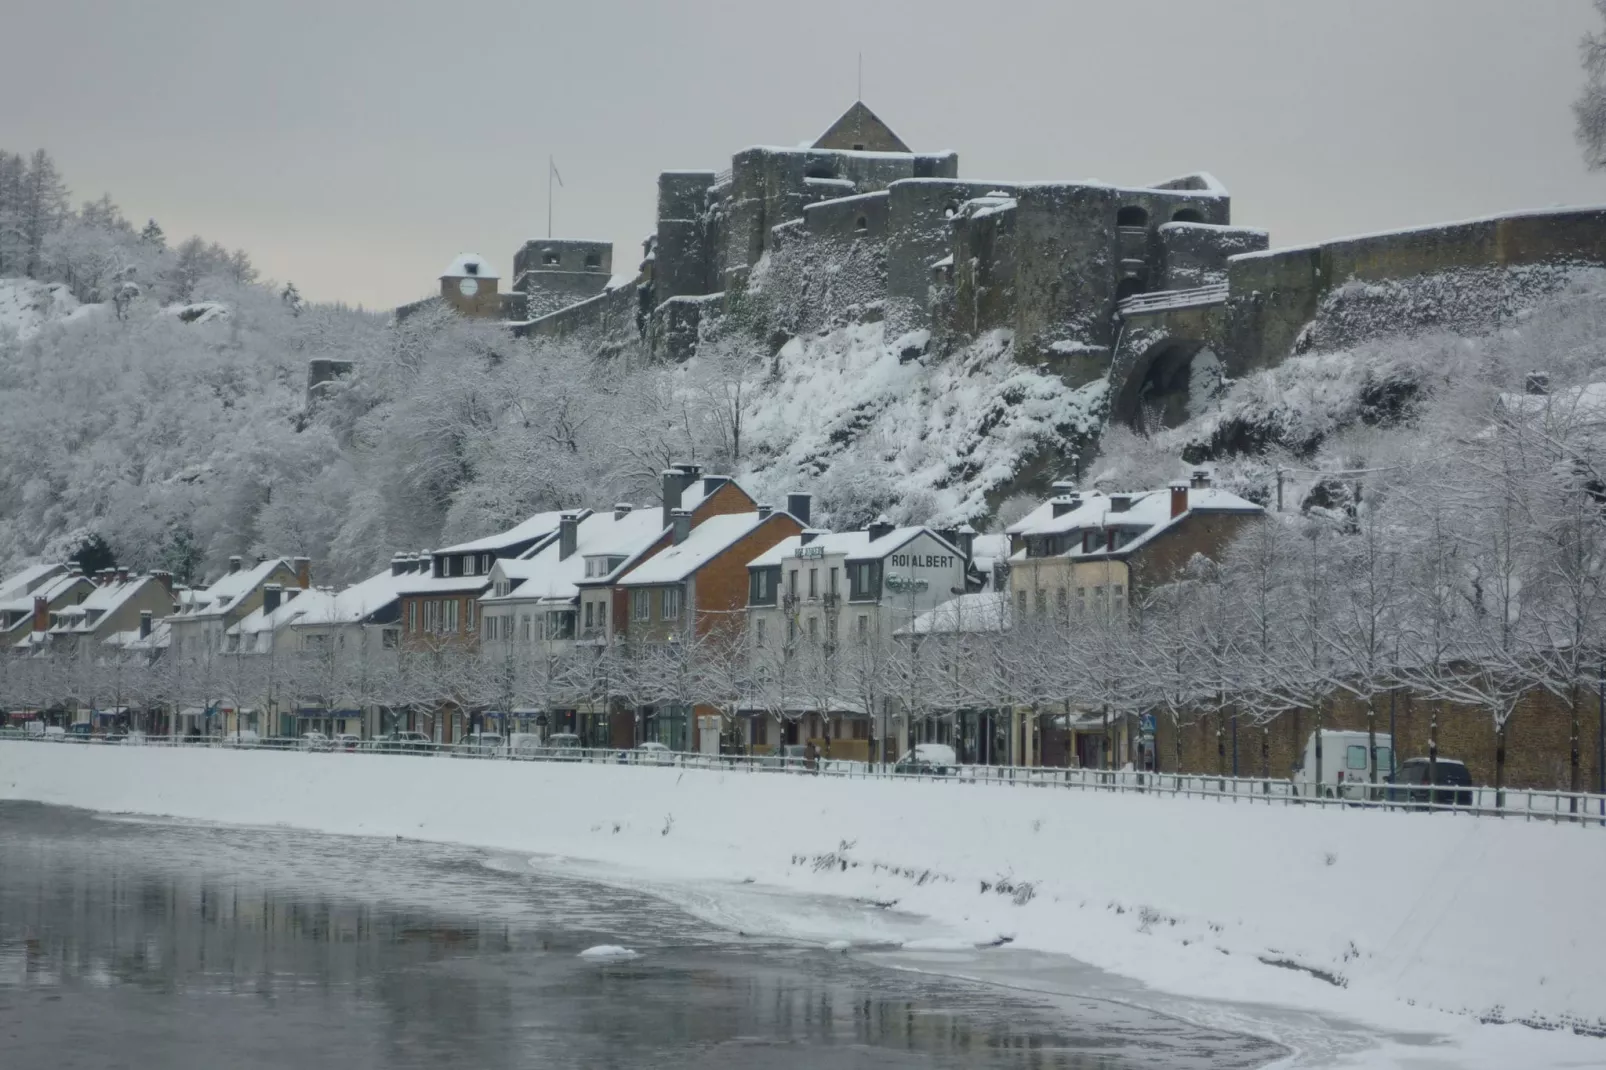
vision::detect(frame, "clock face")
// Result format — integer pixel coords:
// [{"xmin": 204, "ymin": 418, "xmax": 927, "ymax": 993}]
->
[{"xmin": 458, "ymin": 277, "xmax": 479, "ymax": 297}]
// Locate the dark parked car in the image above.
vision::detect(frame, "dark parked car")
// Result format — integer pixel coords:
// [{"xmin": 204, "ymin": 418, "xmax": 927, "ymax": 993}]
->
[
  {"xmin": 375, "ymin": 731, "xmax": 433, "ymax": 754},
  {"xmin": 1387, "ymin": 758, "xmax": 1474, "ymax": 808}
]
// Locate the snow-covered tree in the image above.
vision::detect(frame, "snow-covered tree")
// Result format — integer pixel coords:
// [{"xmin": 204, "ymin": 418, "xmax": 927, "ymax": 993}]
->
[{"xmin": 1577, "ymin": 0, "xmax": 1606, "ymax": 170}]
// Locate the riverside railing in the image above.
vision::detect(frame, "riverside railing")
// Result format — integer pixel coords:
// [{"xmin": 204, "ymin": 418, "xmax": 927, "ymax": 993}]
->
[{"xmin": 5, "ymin": 732, "xmax": 1603, "ymax": 825}]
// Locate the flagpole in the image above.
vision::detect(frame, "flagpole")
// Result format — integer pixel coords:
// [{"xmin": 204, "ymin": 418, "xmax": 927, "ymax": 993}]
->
[{"xmin": 547, "ymin": 154, "xmax": 553, "ymax": 239}]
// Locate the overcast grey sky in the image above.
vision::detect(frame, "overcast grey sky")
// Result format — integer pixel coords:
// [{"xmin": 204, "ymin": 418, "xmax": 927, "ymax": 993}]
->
[{"xmin": 3, "ymin": 0, "xmax": 1601, "ymax": 309}]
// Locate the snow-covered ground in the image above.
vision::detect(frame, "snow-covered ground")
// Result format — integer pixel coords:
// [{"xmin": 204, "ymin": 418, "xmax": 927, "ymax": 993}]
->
[
  {"xmin": 3, "ymin": 742, "xmax": 1601, "ymax": 1069},
  {"xmin": 0, "ymin": 277, "xmax": 101, "ymax": 341}
]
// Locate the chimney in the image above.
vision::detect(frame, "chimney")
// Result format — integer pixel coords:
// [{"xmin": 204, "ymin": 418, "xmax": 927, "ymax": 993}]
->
[
  {"xmin": 1051, "ymin": 495, "xmax": 1081, "ymax": 518},
  {"xmin": 800, "ymin": 529, "xmax": 822, "ymax": 545},
  {"xmin": 1170, "ymin": 481, "xmax": 1189, "ymax": 519},
  {"xmin": 263, "ymin": 584, "xmax": 282, "ymax": 615},
  {"xmin": 32, "ymin": 596, "xmax": 48, "ymax": 634},
  {"xmin": 228, "ymin": 555, "xmax": 243, "ymax": 574},
  {"xmin": 1050, "ymin": 480, "xmax": 1078, "ymax": 495},
  {"xmin": 1190, "ymin": 469, "xmax": 1210, "ymax": 489},
  {"xmin": 284, "ymin": 588, "xmax": 300, "ymax": 603},
  {"xmin": 614, "ymin": 502, "xmax": 633, "ymax": 521},
  {"xmin": 390, "ymin": 553, "xmax": 407, "ymax": 577},
  {"xmin": 151, "ymin": 570, "xmax": 173, "ymax": 597},
  {"xmin": 139, "ymin": 610, "xmax": 152, "ymax": 639},
  {"xmin": 957, "ymin": 524, "xmax": 977, "ymax": 562},
  {"xmin": 116, "ymin": 568, "xmax": 129, "ymax": 584},
  {"xmin": 294, "ymin": 557, "xmax": 311, "ymax": 589},
  {"xmin": 757, "ymin": 503, "xmax": 773, "ymax": 521},
  {"xmin": 559, "ymin": 512, "xmax": 580, "ymax": 560},
  {"xmin": 68, "ymin": 565, "xmax": 83, "ymax": 578},
  {"xmin": 868, "ymin": 515, "xmax": 894, "ymax": 543},
  {"xmin": 671, "ymin": 508, "xmax": 692, "ymax": 545},
  {"xmin": 702, "ymin": 475, "xmax": 729, "ymax": 496},
  {"xmin": 937, "ymin": 527, "xmax": 960, "ymax": 554},
  {"xmin": 786, "ymin": 493, "xmax": 812, "ymax": 526},
  {"xmin": 662, "ymin": 466, "xmax": 695, "ymax": 530},
  {"xmin": 1525, "ymin": 371, "xmax": 1551, "ymax": 396},
  {"xmin": 1109, "ymin": 495, "xmax": 1132, "ymax": 513}
]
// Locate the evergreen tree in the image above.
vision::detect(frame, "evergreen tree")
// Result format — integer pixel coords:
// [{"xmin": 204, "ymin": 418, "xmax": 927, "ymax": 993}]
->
[
  {"xmin": 281, "ymin": 280, "xmax": 303, "ymax": 315},
  {"xmin": 140, "ymin": 218, "xmax": 165, "ymax": 249},
  {"xmin": 71, "ymin": 534, "xmax": 118, "ymax": 577},
  {"xmin": 1578, "ymin": 0, "xmax": 1606, "ymax": 170},
  {"xmin": 19, "ymin": 149, "xmax": 70, "ymax": 277},
  {"xmin": 0, "ymin": 150, "xmax": 27, "ymax": 275}
]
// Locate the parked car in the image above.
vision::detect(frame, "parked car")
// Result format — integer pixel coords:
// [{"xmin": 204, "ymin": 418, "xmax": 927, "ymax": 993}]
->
[
  {"xmin": 894, "ymin": 743, "xmax": 957, "ymax": 776},
  {"xmin": 332, "ymin": 733, "xmax": 363, "ymax": 752},
  {"xmin": 42, "ymin": 725, "xmax": 67, "ymax": 742},
  {"xmin": 1293, "ymin": 731, "xmax": 1394, "ymax": 799},
  {"xmin": 376, "ymin": 731, "xmax": 433, "ymax": 754},
  {"xmin": 66, "ymin": 722, "xmax": 94, "ymax": 741},
  {"xmin": 760, "ymin": 743, "xmax": 810, "ymax": 772},
  {"xmin": 221, "ymin": 730, "xmax": 261, "ymax": 748},
  {"xmin": 634, "ymin": 741, "xmax": 673, "ymax": 765},
  {"xmin": 300, "ymin": 731, "xmax": 332, "ymax": 752},
  {"xmin": 543, "ymin": 732, "xmax": 583, "ymax": 760},
  {"xmin": 455, "ymin": 732, "xmax": 503, "ymax": 757},
  {"xmin": 1386, "ymin": 757, "xmax": 1474, "ymax": 808}
]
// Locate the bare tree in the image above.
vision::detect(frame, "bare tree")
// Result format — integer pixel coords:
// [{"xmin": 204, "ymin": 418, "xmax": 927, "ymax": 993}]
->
[{"xmin": 1576, "ymin": 0, "xmax": 1606, "ymax": 170}]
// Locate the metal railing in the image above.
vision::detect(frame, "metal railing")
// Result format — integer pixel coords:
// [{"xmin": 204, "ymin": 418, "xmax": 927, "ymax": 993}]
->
[{"xmin": 5, "ymin": 733, "xmax": 1603, "ymax": 825}]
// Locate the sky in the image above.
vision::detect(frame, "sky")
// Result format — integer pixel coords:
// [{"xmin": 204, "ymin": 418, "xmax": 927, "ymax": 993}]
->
[{"xmin": 2, "ymin": 0, "xmax": 1602, "ymax": 310}]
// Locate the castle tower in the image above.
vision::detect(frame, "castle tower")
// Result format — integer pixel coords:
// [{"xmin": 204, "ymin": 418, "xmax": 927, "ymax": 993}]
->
[
  {"xmin": 512, "ymin": 239, "xmax": 614, "ymax": 320},
  {"xmin": 439, "ymin": 253, "xmax": 502, "ymax": 317}
]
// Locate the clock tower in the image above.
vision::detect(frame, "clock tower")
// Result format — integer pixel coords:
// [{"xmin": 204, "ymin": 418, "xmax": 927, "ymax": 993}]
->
[{"xmin": 439, "ymin": 253, "xmax": 502, "ymax": 318}]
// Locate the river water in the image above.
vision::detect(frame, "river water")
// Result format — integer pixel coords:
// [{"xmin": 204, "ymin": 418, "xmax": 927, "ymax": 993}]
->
[{"xmin": 0, "ymin": 802, "xmax": 1281, "ymax": 1069}]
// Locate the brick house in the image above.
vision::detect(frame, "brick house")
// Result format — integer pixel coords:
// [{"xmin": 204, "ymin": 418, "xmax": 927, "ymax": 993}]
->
[
  {"xmin": 3, "ymin": 568, "xmax": 96, "ymax": 652},
  {"xmin": 613, "ymin": 502, "xmax": 804, "ymax": 751}
]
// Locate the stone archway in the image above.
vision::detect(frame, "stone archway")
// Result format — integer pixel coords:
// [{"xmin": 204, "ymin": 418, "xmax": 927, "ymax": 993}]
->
[{"xmin": 1111, "ymin": 336, "xmax": 1223, "ymax": 431}]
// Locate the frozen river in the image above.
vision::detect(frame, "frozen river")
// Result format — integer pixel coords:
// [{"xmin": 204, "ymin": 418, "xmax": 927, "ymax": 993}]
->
[{"xmin": 0, "ymin": 801, "xmax": 1281, "ymax": 1069}]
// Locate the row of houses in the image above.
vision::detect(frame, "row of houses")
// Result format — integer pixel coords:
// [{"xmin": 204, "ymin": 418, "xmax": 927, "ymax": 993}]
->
[{"xmin": 2, "ymin": 465, "xmax": 1264, "ymax": 760}]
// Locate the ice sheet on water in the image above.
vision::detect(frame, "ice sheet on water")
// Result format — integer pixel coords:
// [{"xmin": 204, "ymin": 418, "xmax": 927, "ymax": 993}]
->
[{"xmin": 578, "ymin": 945, "xmax": 640, "ymax": 962}]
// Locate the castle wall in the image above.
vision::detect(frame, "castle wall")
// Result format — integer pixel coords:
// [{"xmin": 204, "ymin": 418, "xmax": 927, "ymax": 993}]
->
[
  {"xmin": 654, "ymin": 171, "xmax": 717, "ymax": 309},
  {"xmin": 950, "ymin": 198, "xmax": 1017, "ymax": 338},
  {"xmin": 885, "ymin": 179, "xmax": 1021, "ymax": 339},
  {"xmin": 1222, "ymin": 206, "xmax": 1606, "ymax": 374},
  {"xmin": 512, "ymin": 279, "xmax": 641, "ymax": 355},
  {"xmin": 512, "ymin": 239, "xmax": 614, "ymax": 320},
  {"xmin": 1160, "ymin": 222, "xmax": 1268, "ymax": 290}
]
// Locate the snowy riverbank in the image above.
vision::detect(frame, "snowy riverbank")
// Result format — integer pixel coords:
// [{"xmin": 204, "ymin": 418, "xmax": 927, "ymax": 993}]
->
[{"xmin": 3, "ymin": 742, "xmax": 1602, "ymax": 1067}]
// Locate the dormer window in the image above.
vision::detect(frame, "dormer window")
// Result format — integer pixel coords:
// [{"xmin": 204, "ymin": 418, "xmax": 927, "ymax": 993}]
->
[
  {"xmin": 542, "ymin": 250, "xmax": 560, "ymax": 266},
  {"xmin": 584, "ymin": 252, "xmax": 601, "ymax": 269},
  {"xmin": 465, "ymin": 262, "xmax": 479, "ymax": 275}
]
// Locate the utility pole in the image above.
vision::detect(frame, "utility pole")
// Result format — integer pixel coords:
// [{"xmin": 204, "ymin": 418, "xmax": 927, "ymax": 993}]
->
[{"xmin": 548, "ymin": 156, "xmax": 564, "ymax": 239}]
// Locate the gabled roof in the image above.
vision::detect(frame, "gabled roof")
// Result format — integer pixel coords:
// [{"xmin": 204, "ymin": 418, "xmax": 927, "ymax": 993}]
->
[
  {"xmin": 745, "ymin": 526, "xmax": 958, "ymax": 569},
  {"xmin": 442, "ymin": 253, "xmax": 497, "ymax": 279},
  {"xmin": 1009, "ymin": 486, "xmax": 1262, "ymax": 561},
  {"xmin": 898, "ymin": 592, "xmax": 1011, "ymax": 636},
  {"xmin": 182, "ymin": 559, "xmax": 292, "ymax": 618},
  {"xmin": 50, "ymin": 575, "xmax": 161, "ymax": 634},
  {"xmin": 0, "ymin": 572, "xmax": 88, "ymax": 615},
  {"xmin": 620, "ymin": 512, "xmax": 790, "ymax": 587},
  {"xmin": 0, "ymin": 563, "xmax": 66, "ymax": 603},
  {"xmin": 486, "ymin": 509, "xmax": 666, "ymax": 606},
  {"xmin": 105, "ymin": 617, "xmax": 171, "ymax": 652},
  {"xmin": 435, "ymin": 509, "xmax": 568, "ymax": 556},
  {"xmin": 813, "ymin": 101, "xmax": 911, "ymax": 154}
]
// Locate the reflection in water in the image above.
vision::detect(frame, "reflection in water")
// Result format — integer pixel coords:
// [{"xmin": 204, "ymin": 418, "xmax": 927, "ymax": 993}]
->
[{"xmin": 0, "ymin": 803, "xmax": 1277, "ymax": 1069}]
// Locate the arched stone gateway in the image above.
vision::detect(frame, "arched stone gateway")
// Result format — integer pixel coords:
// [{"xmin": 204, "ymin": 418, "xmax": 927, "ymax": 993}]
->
[{"xmin": 1108, "ymin": 290, "xmax": 1230, "ymax": 430}]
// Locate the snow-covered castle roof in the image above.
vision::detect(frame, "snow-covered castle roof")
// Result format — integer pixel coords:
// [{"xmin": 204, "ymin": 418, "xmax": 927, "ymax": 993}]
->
[{"xmin": 442, "ymin": 253, "xmax": 497, "ymax": 279}]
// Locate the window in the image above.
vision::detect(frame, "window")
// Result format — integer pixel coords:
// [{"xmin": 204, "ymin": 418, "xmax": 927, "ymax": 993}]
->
[
  {"xmin": 408, "ymin": 601, "xmax": 418, "ymax": 633},
  {"xmin": 807, "ymin": 617, "xmax": 818, "ymax": 642},
  {"xmin": 632, "ymin": 589, "xmax": 650, "ymax": 622},
  {"xmin": 856, "ymin": 614, "xmax": 867, "ymax": 638},
  {"xmin": 1077, "ymin": 587, "xmax": 1086, "ymax": 615},
  {"xmin": 1346, "ymin": 745, "xmax": 1368, "ymax": 771},
  {"xmin": 788, "ymin": 570, "xmax": 798, "ymax": 598},
  {"xmin": 465, "ymin": 600, "xmax": 475, "ymax": 631},
  {"xmin": 598, "ymin": 600, "xmax": 607, "ymax": 629},
  {"xmin": 1112, "ymin": 584, "xmax": 1125, "ymax": 612},
  {"xmin": 848, "ymin": 561, "xmax": 879, "ymax": 601},
  {"xmin": 755, "ymin": 618, "xmax": 767, "ymax": 647},
  {"xmin": 752, "ymin": 718, "xmax": 768, "ymax": 746},
  {"xmin": 520, "ymin": 614, "xmax": 532, "ymax": 642},
  {"xmin": 1056, "ymin": 588, "xmax": 1068, "ymax": 617},
  {"xmin": 830, "ymin": 568, "xmax": 839, "ymax": 596},
  {"xmin": 854, "ymin": 215, "xmax": 868, "ymax": 232},
  {"xmin": 750, "ymin": 567, "xmax": 778, "ymax": 606},
  {"xmin": 483, "ymin": 616, "xmax": 496, "ymax": 641},
  {"xmin": 382, "ymin": 629, "xmax": 399, "ymax": 649},
  {"xmin": 542, "ymin": 251, "xmax": 560, "ymax": 265},
  {"xmin": 584, "ymin": 252, "xmax": 601, "ymax": 269},
  {"xmin": 662, "ymin": 587, "xmax": 682, "ymax": 620},
  {"xmin": 1016, "ymin": 590, "xmax": 1028, "ymax": 619},
  {"xmin": 1035, "ymin": 590, "xmax": 1047, "ymax": 616},
  {"xmin": 424, "ymin": 600, "xmax": 438, "ymax": 634},
  {"xmin": 444, "ymin": 600, "xmax": 459, "ymax": 634},
  {"xmin": 1172, "ymin": 208, "xmax": 1205, "ymax": 224},
  {"xmin": 467, "ymin": 556, "xmax": 478, "ymax": 576},
  {"xmin": 584, "ymin": 602, "xmax": 594, "ymax": 630},
  {"xmin": 826, "ymin": 614, "xmax": 837, "ymax": 643},
  {"xmin": 852, "ymin": 142, "xmax": 865, "ymax": 151},
  {"xmin": 808, "ymin": 568, "xmax": 818, "ymax": 598},
  {"xmin": 787, "ymin": 616, "xmax": 797, "ymax": 643},
  {"xmin": 1116, "ymin": 205, "xmax": 1148, "ymax": 227}
]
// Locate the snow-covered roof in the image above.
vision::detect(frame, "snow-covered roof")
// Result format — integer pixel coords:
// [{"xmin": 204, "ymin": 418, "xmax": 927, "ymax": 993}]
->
[
  {"xmin": 485, "ymin": 509, "xmax": 667, "ymax": 606},
  {"xmin": 1497, "ymin": 381, "xmax": 1606, "ymax": 419},
  {"xmin": 0, "ymin": 572, "xmax": 86, "ymax": 615},
  {"xmin": 182, "ymin": 559, "xmax": 291, "ymax": 618},
  {"xmin": 0, "ymin": 563, "xmax": 65, "ymax": 603},
  {"xmin": 49, "ymin": 575, "xmax": 161, "ymax": 634},
  {"xmin": 230, "ymin": 590, "xmax": 324, "ymax": 638},
  {"xmin": 105, "ymin": 617, "xmax": 171, "ymax": 652},
  {"xmin": 435, "ymin": 509, "xmax": 567, "ymax": 556},
  {"xmin": 745, "ymin": 526, "xmax": 954, "ymax": 569},
  {"xmin": 442, "ymin": 253, "xmax": 497, "ymax": 279},
  {"xmin": 1008, "ymin": 487, "xmax": 1262, "ymax": 561},
  {"xmin": 619, "ymin": 512, "xmax": 787, "ymax": 587},
  {"xmin": 899, "ymin": 592, "xmax": 1011, "ymax": 636},
  {"xmin": 1229, "ymin": 203, "xmax": 1606, "ymax": 264}
]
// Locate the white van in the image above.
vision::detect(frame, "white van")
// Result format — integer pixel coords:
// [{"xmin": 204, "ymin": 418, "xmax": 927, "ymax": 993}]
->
[{"xmin": 1294, "ymin": 730, "xmax": 1392, "ymax": 799}]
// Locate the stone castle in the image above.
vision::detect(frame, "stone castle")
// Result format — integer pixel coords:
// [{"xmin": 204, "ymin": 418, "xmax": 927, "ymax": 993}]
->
[{"xmin": 395, "ymin": 102, "xmax": 1606, "ymax": 433}]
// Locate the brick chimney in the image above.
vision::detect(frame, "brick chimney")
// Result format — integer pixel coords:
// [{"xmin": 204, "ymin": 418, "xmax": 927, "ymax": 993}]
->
[
  {"xmin": 614, "ymin": 502, "xmax": 633, "ymax": 521},
  {"xmin": 559, "ymin": 512, "xmax": 580, "ymax": 560},
  {"xmin": 151, "ymin": 570, "xmax": 173, "ymax": 597},
  {"xmin": 671, "ymin": 508, "xmax": 692, "ymax": 545},
  {"xmin": 868, "ymin": 515, "xmax": 894, "ymax": 543},
  {"xmin": 756, "ymin": 503, "xmax": 773, "ymax": 521},
  {"xmin": 1190, "ymin": 469, "xmax": 1211, "ymax": 489},
  {"xmin": 294, "ymin": 557, "xmax": 311, "ymax": 589},
  {"xmin": 1170, "ymin": 482, "xmax": 1189, "ymax": 519},
  {"xmin": 956, "ymin": 523, "xmax": 977, "ymax": 562},
  {"xmin": 116, "ymin": 568, "xmax": 129, "ymax": 584},
  {"xmin": 32, "ymin": 596, "xmax": 48, "ymax": 634},
  {"xmin": 228, "ymin": 555, "xmax": 243, "ymax": 574},
  {"xmin": 661, "ymin": 464, "xmax": 699, "ymax": 530},
  {"xmin": 390, "ymin": 553, "xmax": 408, "ymax": 577}
]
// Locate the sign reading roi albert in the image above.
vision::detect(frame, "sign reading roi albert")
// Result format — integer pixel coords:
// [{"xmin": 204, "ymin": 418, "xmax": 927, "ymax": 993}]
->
[{"xmin": 888, "ymin": 551, "xmax": 959, "ymax": 570}]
